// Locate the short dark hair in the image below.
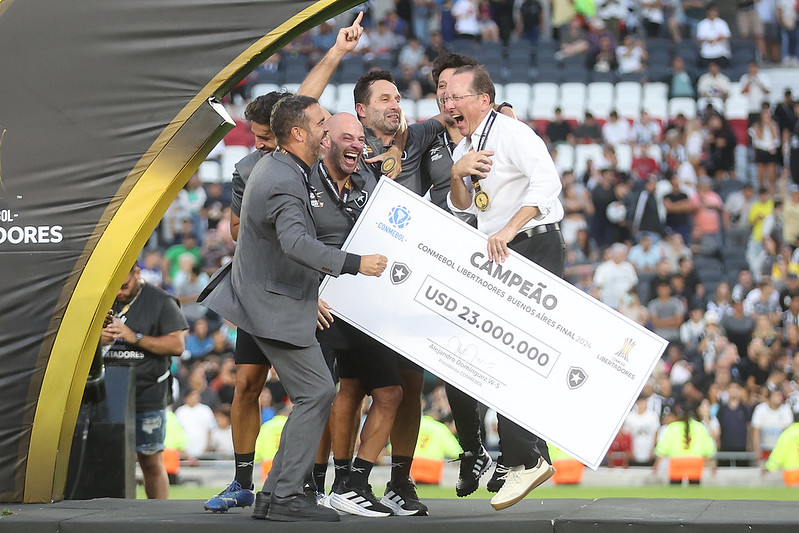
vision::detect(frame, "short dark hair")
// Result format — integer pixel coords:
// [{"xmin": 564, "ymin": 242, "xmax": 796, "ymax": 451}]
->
[
  {"xmin": 270, "ymin": 95, "xmax": 318, "ymax": 145},
  {"xmin": 431, "ymin": 53, "xmax": 478, "ymax": 86},
  {"xmin": 354, "ymin": 70, "xmax": 395, "ymax": 107},
  {"xmin": 244, "ymin": 91, "xmax": 290, "ymax": 125},
  {"xmin": 452, "ymin": 64, "xmax": 495, "ymax": 104}
]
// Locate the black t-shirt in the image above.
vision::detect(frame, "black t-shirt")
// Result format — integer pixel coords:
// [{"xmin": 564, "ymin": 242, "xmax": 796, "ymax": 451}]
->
[
  {"xmin": 362, "ymin": 119, "xmax": 445, "ymax": 195},
  {"xmin": 105, "ymin": 283, "xmax": 188, "ymax": 412},
  {"xmin": 420, "ymin": 130, "xmax": 457, "ymax": 212},
  {"xmin": 308, "ymin": 163, "xmax": 376, "ymax": 248},
  {"xmin": 717, "ymin": 402, "xmax": 752, "ymax": 452},
  {"xmin": 665, "ymin": 191, "xmax": 691, "ymax": 227},
  {"xmin": 546, "ymin": 120, "xmax": 573, "ymax": 144}
]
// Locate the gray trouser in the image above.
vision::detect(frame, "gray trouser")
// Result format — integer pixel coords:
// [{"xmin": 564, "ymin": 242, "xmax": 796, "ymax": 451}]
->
[{"xmin": 253, "ymin": 336, "xmax": 336, "ymax": 498}]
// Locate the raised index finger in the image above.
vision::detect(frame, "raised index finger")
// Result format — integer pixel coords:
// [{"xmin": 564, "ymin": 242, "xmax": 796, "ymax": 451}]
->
[{"xmin": 352, "ymin": 11, "xmax": 363, "ymax": 29}]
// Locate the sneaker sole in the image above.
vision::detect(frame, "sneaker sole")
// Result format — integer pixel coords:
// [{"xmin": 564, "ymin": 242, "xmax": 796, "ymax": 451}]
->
[
  {"xmin": 266, "ymin": 510, "xmax": 341, "ymax": 522},
  {"xmin": 322, "ymin": 495, "xmax": 347, "ymax": 515},
  {"xmin": 330, "ymin": 493, "xmax": 392, "ymax": 517},
  {"xmin": 456, "ymin": 455, "xmax": 493, "ymax": 497},
  {"xmin": 203, "ymin": 500, "xmax": 252, "ymax": 512},
  {"xmin": 490, "ymin": 465, "xmax": 555, "ymax": 511},
  {"xmin": 380, "ymin": 495, "xmax": 423, "ymax": 516}
]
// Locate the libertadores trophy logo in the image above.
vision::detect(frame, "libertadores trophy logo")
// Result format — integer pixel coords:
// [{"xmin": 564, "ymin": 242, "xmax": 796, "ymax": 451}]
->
[{"xmin": 615, "ymin": 338, "xmax": 636, "ymax": 362}]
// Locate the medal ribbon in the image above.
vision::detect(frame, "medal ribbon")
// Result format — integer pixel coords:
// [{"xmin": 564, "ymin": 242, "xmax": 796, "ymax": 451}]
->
[{"xmin": 471, "ymin": 110, "xmax": 497, "ymax": 210}]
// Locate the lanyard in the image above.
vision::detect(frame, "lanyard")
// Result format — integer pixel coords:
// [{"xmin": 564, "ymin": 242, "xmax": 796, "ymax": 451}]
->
[
  {"xmin": 470, "ymin": 110, "xmax": 497, "ymax": 211},
  {"xmin": 115, "ymin": 282, "xmax": 143, "ymax": 319},
  {"xmin": 278, "ymin": 147, "xmax": 320, "ymax": 212},
  {"xmin": 476, "ymin": 110, "xmax": 497, "ymax": 152},
  {"xmin": 318, "ymin": 163, "xmax": 357, "ymax": 223}
]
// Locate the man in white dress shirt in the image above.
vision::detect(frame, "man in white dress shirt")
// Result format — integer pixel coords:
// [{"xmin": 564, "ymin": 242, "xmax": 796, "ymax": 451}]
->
[
  {"xmin": 696, "ymin": 4, "xmax": 732, "ymax": 68},
  {"xmin": 444, "ymin": 64, "xmax": 563, "ymax": 511}
]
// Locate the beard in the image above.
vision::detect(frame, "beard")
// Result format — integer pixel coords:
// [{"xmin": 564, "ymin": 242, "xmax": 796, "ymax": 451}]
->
[{"xmin": 367, "ymin": 108, "xmax": 400, "ymax": 136}]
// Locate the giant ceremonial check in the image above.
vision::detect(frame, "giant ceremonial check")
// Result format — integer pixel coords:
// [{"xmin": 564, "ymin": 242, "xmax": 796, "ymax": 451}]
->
[{"xmin": 319, "ymin": 179, "xmax": 667, "ymax": 469}]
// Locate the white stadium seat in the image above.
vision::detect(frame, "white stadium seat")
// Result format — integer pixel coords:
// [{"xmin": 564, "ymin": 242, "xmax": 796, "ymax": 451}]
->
[
  {"xmin": 574, "ymin": 143, "xmax": 604, "ymax": 176},
  {"xmin": 503, "ymin": 83, "xmax": 532, "ymax": 120},
  {"xmin": 668, "ymin": 97, "xmax": 697, "ymax": 119},
  {"xmin": 250, "ymin": 83, "xmax": 281, "ymax": 98}
]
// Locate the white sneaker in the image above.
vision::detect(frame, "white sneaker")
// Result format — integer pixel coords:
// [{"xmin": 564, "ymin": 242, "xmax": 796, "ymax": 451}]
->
[
  {"xmin": 489, "ymin": 458, "xmax": 555, "ymax": 511},
  {"xmin": 322, "ymin": 493, "xmax": 347, "ymax": 515}
]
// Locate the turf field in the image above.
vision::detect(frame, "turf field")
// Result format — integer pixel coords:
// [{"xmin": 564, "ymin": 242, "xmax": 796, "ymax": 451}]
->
[{"xmin": 141, "ymin": 484, "xmax": 799, "ymax": 501}]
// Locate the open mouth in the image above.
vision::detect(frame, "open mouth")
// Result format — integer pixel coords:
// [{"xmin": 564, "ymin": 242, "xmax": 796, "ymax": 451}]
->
[
  {"xmin": 343, "ymin": 151, "xmax": 359, "ymax": 165},
  {"xmin": 386, "ymin": 112, "xmax": 400, "ymax": 123},
  {"xmin": 451, "ymin": 113, "xmax": 465, "ymax": 127}
]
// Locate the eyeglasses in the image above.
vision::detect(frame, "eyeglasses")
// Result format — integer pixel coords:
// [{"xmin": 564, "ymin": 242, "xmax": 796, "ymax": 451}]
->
[{"xmin": 438, "ymin": 93, "xmax": 481, "ymax": 105}]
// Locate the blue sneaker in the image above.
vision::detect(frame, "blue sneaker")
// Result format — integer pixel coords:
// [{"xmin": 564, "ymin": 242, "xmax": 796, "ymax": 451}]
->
[{"xmin": 204, "ymin": 481, "xmax": 255, "ymax": 512}]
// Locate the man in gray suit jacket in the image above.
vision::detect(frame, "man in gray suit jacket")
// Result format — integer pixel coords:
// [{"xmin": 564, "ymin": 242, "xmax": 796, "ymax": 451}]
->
[{"xmin": 201, "ymin": 95, "xmax": 387, "ymax": 522}]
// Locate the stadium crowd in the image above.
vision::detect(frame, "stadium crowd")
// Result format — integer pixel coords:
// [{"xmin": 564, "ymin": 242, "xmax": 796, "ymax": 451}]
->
[{"xmin": 134, "ymin": 0, "xmax": 799, "ymax": 482}]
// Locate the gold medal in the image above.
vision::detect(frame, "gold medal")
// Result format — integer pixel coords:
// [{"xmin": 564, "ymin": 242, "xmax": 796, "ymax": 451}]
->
[
  {"xmin": 474, "ymin": 189, "xmax": 490, "ymax": 211},
  {"xmin": 381, "ymin": 156, "xmax": 397, "ymax": 175}
]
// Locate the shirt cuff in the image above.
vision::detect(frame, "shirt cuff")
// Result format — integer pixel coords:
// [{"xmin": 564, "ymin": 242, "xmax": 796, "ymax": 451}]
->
[{"xmin": 343, "ymin": 253, "xmax": 361, "ymax": 276}]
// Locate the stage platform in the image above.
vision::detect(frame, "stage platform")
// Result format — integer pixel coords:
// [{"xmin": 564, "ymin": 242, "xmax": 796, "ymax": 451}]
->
[{"xmin": 2, "ymin": 498, "xmax": 798, "ymax": 533}]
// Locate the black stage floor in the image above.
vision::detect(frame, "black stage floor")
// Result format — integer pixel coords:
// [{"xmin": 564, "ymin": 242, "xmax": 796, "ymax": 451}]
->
[{"xmin": 2, "ymin": 498, "xmax": 798, "ymax": 533}]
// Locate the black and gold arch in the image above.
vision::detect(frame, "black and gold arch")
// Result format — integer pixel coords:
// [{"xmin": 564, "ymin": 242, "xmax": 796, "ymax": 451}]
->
[{"xmin": 0, "ymin": 0, "xmax": 364, "ymax": 503}]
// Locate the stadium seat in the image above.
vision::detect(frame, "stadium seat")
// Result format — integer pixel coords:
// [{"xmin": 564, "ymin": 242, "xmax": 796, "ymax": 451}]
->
[
  {"xmin": 642, "ymin": 82, "xmax": 668, "ymax": 106},
  {"xmin": 615, "ymin": 144, "xmax": 633, "ymax": 173},
  {"xmin": 560, "ymin": 82, "xmax": 587, "ymax": 121},
  {"xmin": 503, "ymin": 83, "xmax": 532, "ymax": 120},
  {"xmin": 646, "ymin": 98, "xmax": 668, "ymax": 123},
  {"xmin": 250, "ymin": 83, "xmax": 281, "ymax": 98},
  {"xmin": 403, "ymin": 100, "xmax": 418, "ymax": 123},
  {"xmin": 416, "ymin": 98, "xmax": 439, "ymax": 121},
  {"xmin": 281, "ymin": 82, "xmax": 301, "ymax": 94},
  {"xmin": 197, "ymin": 160, "xmax": 222, "ymax": 184},
  {"xmin": 574, "ymin": 143, "xmax": 603, "ymax": 176},
  {"xmin": 221, "ymin": 145, "xmax": 251, "ymax": 182},
  {"xmin": 647, "ymin": 144, "xmax": 663, "ymax": 166},
  {"xmin": 318, "ymin": 84, "xmax": 337, "ymax": 113},
  {"xmin": 616, "ymin": 82, "xmax": 643, "ymax": 121},
  {"xmin": 336, "ymin": 82, "xmax": 356, "ymax": 113},
  {"xmin": 531, "ymin": 82, "xmax": 559, "ymax": 121},
  {"xmin": 586, "ymin": 82, "xmax": 614, "ymax": 119},
  {"xmin": 668, "ymin": 97, "xmax": 697, "ymax": 119},
  {"xmin": 338, "ymin": 55, "xmax": 366, "ymax": 83},
  {"xmin": 553, "ymin": 143, "xmax": 575, "ymax": 172},
  {"xmin": 493, "ymin": 83, "xmax": 506, "ymax": 103}
]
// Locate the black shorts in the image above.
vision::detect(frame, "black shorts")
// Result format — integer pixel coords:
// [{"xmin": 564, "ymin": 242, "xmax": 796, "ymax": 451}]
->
[
  {"xmin": 754, "ymin": 148, "xmax": 778, "ymax": 165},
  {"xmin": 317, "ymin": 320, "xmax": 417, "ymax": 394},
  {"xmin": 234, "ymin": 328, "xmax": 270, "ymax": 366}
]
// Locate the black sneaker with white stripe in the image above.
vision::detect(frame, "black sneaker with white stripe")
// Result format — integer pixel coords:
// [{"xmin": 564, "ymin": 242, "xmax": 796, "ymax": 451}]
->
[
  {"xmin": 486, "ymin": 462, "xmax": 510, "ymax": 492},
  {"xmin": 381, "ymin": 477, "xmax": 429, "ymax": 516},
  {"xmin": 329, "ymin": 481, "xmax": 394, "ymax": 517},
  {"xmin": 455, "ymin": 446, "xmax": 493, "ymax": 497}
]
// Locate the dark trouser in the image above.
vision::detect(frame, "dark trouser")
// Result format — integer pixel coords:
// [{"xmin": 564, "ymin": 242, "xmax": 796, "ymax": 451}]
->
[
  {"xmin": 445, "ymin": 381, "xmax": 484, "ymax": 453},
  {"xmin": 497, "ymin": 228, "xmax": 565, "ymax": 467},
  {"xmin": 253, "ymin": 336, "xmax": 336, "ymax": 499}
]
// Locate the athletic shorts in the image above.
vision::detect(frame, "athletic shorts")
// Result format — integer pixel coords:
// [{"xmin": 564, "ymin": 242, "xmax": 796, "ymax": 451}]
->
[
  {"xmin": 136, "ymin": 410, "xmax": 166, "ymax": 455},
  {"xmin": 235, "ymin": 328, "xmax": 271, "ymax": 366},
  {"xmin": 317, "ymin": 320, "xmax": 419, "ymax": 394}
]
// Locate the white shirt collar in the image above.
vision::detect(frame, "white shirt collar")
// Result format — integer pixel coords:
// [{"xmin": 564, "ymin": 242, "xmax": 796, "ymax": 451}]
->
[{"xmin": 467, "ymin": 109, "xmax": 495, "ymax": 150}]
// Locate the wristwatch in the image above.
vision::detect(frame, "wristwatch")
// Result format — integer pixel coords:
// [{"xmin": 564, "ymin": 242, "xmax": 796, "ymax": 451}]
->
[{"xmin": 134, "ymin": 332, "xmax": 144, "ymax": 345}]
